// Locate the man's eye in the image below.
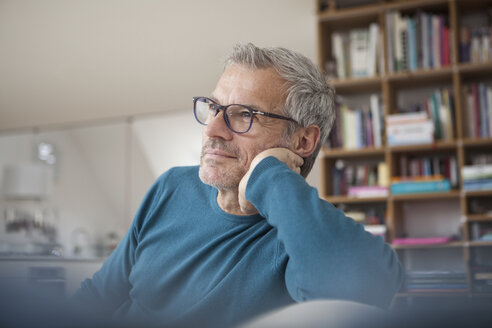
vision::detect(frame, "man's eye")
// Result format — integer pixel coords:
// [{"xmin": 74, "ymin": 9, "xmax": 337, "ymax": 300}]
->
[{"xmin": 239, "ymin": 110, "xmax": 252, "ymax": 118}]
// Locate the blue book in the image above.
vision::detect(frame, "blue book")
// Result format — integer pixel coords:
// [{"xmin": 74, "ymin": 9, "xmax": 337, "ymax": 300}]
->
[
  {"xmin": 408, "ymin": 17, "xmax": 418, "ymax": 71},
  {"xmin": 479, "ymin": 83, "xmax": 489, "ymax": 137},
  {"xmin": 391, "ymin": 179, "xmax": 451, "ymax": 194},
  {"xmin": 463, "ymin": 179, "xmax": 492, "ymax": 191}
]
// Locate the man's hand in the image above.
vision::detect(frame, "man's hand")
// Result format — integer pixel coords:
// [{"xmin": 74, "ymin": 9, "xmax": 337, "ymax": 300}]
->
[{"xmin": 238, "ymin": 148, "xmax": 304, "ymax": 215}]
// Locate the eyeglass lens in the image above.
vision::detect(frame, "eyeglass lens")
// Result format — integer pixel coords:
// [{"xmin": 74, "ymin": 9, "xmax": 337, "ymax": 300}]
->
[{"xmin": 195, "ymin": 98, "xmax": 253, "ymax": 133}]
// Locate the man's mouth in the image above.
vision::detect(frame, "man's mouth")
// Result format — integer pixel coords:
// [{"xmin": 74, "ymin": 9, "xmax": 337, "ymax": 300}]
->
[{"xmin": 204, "ymin": 149, "xmax": 236, "ymax": 159}]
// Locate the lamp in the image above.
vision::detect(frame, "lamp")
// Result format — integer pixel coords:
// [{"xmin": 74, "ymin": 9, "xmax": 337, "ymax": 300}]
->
[{"xmin": 2, "ymin": 163, "xmax": 53, "ymax": 199}]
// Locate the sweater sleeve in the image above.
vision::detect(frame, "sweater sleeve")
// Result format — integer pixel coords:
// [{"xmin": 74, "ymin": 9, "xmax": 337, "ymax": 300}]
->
[
  {"xmin": 245, "ymin": 156, "xmax": 403, "ymax": 308},
  {"xmin": 71, "ymin": 176, "xmax": 164, "ymax": 314}
]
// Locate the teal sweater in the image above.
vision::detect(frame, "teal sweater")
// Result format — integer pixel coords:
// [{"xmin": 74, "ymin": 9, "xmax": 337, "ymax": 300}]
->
[{"xmin": 74, "ymin": 157, "xmax": 402, "ymax": 327}]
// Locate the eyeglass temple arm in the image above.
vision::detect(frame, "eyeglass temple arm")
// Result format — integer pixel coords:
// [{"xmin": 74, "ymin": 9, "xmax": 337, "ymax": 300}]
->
[{"xmin": 255, "ymin": 111, "xmax": 297, "ymax": 123}]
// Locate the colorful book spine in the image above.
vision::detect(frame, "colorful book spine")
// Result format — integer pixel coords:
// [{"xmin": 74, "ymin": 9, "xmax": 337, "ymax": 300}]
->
[{"xmin": 391, "ymin": 179, "xmax": 451, "ymax": 194}]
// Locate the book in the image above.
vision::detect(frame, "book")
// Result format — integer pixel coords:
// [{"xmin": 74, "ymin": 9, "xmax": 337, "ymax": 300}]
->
[
  {"xmin": 479, "ymin": 83, "xmax": 489, "ymax": 137},
  {"xmin": 364, "ymin": 224, "xmax": 387, "ymax": 238},
  {"xmin": 432, "ymin": 15, "xmax": 441, "ymax": 68},
  {"xmin": 378, "ymin": 162, "xmax": 389, "ymax": 187},
  {"xmin": 440, "ymin": 89, "xmax": 454, "ymax": 140},
  {"xmin": 367, "ymin": 23, "xmax": 379, "ymax": 77},
  {"xmin": 392, "ymin": 236, "xmax": 454, "ymax": 245},
  {"xmin": 407, "ymin": 17, "xmax": 418, "ymax": 71},
  {"xmin": 390, "ymin": 179, "xmax": 451, "ymax": 194},
  {"xmin": 386, "ymin": 111, "xmax": 428, "ymax": 125},
  {"xmin": 472, "ymin": 83, "xmax": 481, "ymax": 137},
  {"xmin": 332, "ymin": 32, "xmax": 346, "ymax": 79},
  {"xmin": 422, "ymin": 12, "xmax": 429, "ymax": 69},
  {"xmin": 386, "ymin": 11, "xmax": 395, "ymax": 73},
  {"xmin": 348, "ymin": 186, "xmax": 389, "ymax": 198},
  {"xmin": 370, "ymin": 94, "xmax": 382, "ymax": 147},
  {"xmin": 466, "ymin": 86, "xmax": 476, "ymax": 137},
  {"xmin": 463, "ymin": 178, "xmax": 492, "ymax": 191},
  {"xmin": 350, "ymin": 29, "xmax": 370, "ymax": 77},
  {"xmin": 488, "ymin": 86, "xmax": 492, "ymax": 137},
  {"xmin": 430, "ymin": 91, "xmax": 442, "ymax": 139},
  {"xmin": 462, "ymin": 165, "xmax": 492, "ymax": 181},
  {"xmin": 394, "ymin": 12, "xmax": 406, "ymax": 71},
  {"xmin": 386, "ymin": 121, "xmax": 434, "ymax": 146}
]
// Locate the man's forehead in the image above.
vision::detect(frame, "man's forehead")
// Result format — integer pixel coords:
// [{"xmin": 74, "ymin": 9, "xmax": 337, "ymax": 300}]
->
[{"xmin": 211, "ymin": 65, "xmax": 287, "ymax": 111}]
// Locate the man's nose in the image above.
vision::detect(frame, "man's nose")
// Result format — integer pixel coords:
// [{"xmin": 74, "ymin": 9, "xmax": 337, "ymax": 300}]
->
[{"xmin": 204, "ymin": 110, "xmax": 233, "ymax": 140}]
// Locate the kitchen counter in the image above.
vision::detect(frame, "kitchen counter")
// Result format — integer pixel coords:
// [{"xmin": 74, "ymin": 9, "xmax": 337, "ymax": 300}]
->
[{"xmin": 0, "ymin": 254, "xmax": 107, "ymax": 262}]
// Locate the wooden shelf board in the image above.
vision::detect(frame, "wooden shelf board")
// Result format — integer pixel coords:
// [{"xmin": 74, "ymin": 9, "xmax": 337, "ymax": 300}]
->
[
  {"xmin": 385, "ymin": 67, "xmax": 453, "ymax": 86},
  {"xmin": 392, "ymin": 241, "xmax": 465, "ymax": 250},
  {"xmin": 391, "ymin": 190, "xmax": 461, "ymax": 201},
  {"xmin": 329, "ymin": 76, "xmax": 382, "ymax": 93},
  {"xmin": 323, "ymin": 195, "xmax": 387, "ymax": 204},
  {"xmin": 462, "ymin": 190, "xmax": 492, "ymax": 198},
  {"xmin": 466, "ymin": 241, "xmax": 492, "ymax": 247},
  {"xmin": 388, "ymin": 140, "xmax": 457, "ymax": 153},
  {"xmin": 318, "ymin": 3, "xmax": 381, "ymax": 22},
  {"xmin": 384, "ymin": 0, "xmax": 450, "ymax": 11},
  {"xmin": 461, "ymin": 137, "xmax": 492, "ymax": 147},
  {"xmin": 319, "ymin": 0, "xmax": 449, "ymax": 22},
  {"xmin": 457, "ymin": 62, "xmax": 492, "ymax": 75},
  {"xmin": 466, "ymin": 214, "xmax": 492, "ymax": 222},
  {"xmin": 322, "ymin": 146, "xmax": 385, "ymax": 158}
]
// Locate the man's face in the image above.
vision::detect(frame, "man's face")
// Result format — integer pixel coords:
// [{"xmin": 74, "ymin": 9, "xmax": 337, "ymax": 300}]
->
[{"xmin": 199, "ymin": 64, "xmax": 291, "ymax": 190}]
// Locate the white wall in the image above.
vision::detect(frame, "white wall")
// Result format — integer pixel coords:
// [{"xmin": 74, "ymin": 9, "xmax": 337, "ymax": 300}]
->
[{"xmin": 0, "ymin": 0, "xmax": 317, "ymax": 130}]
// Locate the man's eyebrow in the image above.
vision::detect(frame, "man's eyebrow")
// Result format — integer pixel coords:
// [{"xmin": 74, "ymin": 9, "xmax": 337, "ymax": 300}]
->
[{"xmin": 208, "ymin": 95, "xmax": 265, "ymax": 111}]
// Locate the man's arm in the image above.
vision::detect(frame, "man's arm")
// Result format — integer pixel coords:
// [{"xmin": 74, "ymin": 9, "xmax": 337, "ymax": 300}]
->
[{"xmin": 243, "ymin": 153, "xmax": 403, "ymax": 308}]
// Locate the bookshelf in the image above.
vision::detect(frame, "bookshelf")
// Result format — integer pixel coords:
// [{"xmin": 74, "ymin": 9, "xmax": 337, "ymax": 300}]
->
[{"xmin": 317, "ymin": 0, "xmax": 492, "ymax": 300}]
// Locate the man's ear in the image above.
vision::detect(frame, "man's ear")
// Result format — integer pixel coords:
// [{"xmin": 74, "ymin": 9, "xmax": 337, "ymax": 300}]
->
[{"xmin": 291, "ymin": 124, "xmax": 321, "ymax": 158}]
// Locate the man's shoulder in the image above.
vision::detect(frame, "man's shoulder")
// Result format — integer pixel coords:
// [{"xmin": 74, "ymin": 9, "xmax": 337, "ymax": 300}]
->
[{"xmin": 155, "ymin": 165, "xmax": 202, "ymax": 188}]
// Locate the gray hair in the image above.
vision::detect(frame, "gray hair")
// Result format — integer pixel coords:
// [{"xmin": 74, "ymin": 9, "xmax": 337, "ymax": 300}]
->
[{"xmin": 225, "ymin": 43, "xmax": 336, "ymax": 178}]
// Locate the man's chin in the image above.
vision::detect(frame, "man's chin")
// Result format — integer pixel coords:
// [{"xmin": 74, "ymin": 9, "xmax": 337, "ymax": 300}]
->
[{"xmin": 198, "ymin": 165, "xmax": 242, "ymax": 191}]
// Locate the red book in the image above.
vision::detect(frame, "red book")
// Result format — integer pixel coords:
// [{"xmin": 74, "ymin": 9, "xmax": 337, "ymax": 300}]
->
[
  {"xmin": 472, "ymin": 83, "xmax": 481, "ymax": 138},
  {"xmin": 443, "ymin": 27, "xmax": 450, "ymax": 66}
]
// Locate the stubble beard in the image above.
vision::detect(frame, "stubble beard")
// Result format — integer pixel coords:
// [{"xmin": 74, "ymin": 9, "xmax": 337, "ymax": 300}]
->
[
  {"xmin": 199, "ymin": 139, "xmax": 247, "ymax": 191},
  {"xmin": 199, "ymin": 137, "xmax": 292, "ymax": 191}
]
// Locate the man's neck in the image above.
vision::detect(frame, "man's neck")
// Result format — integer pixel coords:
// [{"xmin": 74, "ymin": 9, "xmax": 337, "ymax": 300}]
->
[{"xmin": 217, "ymin": 189, "xmax": 258, "ymax": 216}]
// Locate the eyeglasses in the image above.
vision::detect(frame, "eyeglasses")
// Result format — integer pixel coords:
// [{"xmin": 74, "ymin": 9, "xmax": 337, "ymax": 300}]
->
[{"xmin": 193, "ymin": 96, "xmax": 297, "ymax": 134}]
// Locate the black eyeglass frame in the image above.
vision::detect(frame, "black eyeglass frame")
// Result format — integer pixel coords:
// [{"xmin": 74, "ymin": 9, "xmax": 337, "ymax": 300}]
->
[{"xmin": 193, "ymin": 96, "xmax": 298, "ymax": 134}]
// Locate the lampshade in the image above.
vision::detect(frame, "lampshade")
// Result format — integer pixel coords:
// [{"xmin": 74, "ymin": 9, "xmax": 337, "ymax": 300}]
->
[{"xmin": 2, "ymin": 164, "xmax": 53, "ymax": 199}]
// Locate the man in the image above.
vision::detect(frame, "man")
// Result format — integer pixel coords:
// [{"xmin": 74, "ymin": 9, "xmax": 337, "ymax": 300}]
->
[{"xmin": 74, "ymin": 43, "xmax": 402, "ymax": 327}]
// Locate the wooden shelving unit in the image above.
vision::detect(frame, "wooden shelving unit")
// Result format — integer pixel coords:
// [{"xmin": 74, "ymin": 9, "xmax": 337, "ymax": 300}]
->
[{"xmin": 317, "ymin": 0, "xmax": 492, "ymax": 300}]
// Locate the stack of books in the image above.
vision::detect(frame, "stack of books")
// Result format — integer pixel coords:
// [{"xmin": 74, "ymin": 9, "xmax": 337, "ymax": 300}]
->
[
  {"xmin": 463, "ymin": 83, "xmax": 492, "ymax": 139},
  {"xmin": 327, "ymin": 94, "xmax": 383, "ymax": 149},
  {"xmin": 386, "ymin": 112, "xmax": 434, "ymax": 146},
  {"xmin": 390, "ymin": 176, "xmax": 451, "ymax": 195},
  {"xmin": 386, "ymin": 10, "xmax": 451, "ymax": 73},
  {"xmin": 404, "ymin": 270, "xmax": 468, "ymax": 294},
  {"xmin": 462, "ymin": 164, "xmax": 492, "ymax": 191},
  {"xmin": 330, "ymin": 23, "xmax": 381, "ymax": 79},
  {"xmin": 386, "ymin": 88, "xmax": 455, "ymax": 146}
]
